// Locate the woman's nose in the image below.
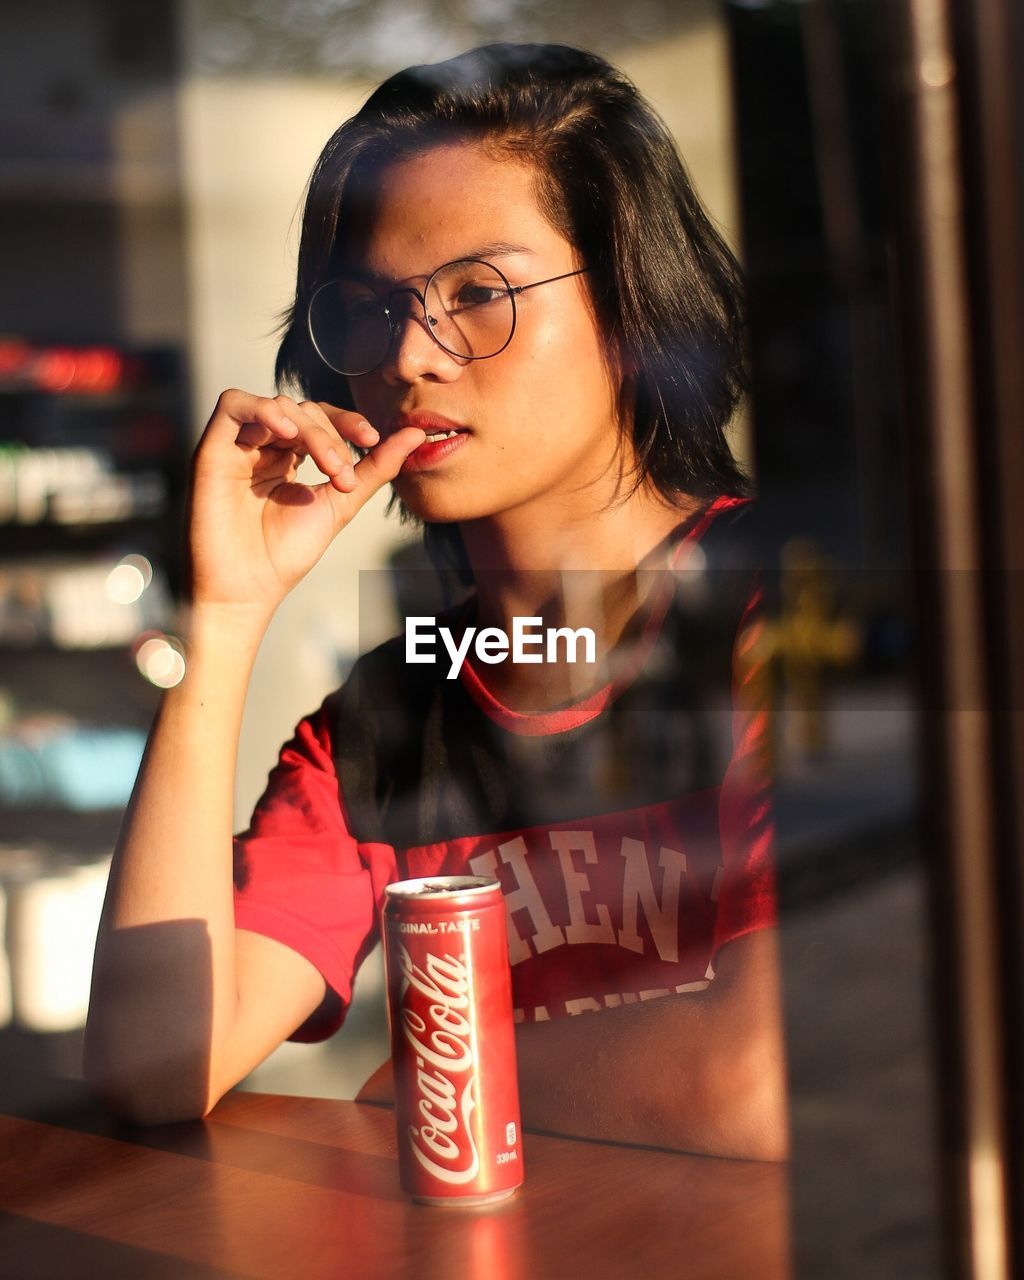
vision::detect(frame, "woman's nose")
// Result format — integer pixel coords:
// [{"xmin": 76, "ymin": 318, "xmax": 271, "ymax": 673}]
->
[{"xmin": 380, "ymin": 309, "xmax": 465, "ymax": 385}]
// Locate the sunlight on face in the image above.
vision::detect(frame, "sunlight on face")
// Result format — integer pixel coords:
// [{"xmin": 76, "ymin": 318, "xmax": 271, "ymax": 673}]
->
[{"xmin": 343, "ymin": 142, "xmax": 632, "ymax": 527}]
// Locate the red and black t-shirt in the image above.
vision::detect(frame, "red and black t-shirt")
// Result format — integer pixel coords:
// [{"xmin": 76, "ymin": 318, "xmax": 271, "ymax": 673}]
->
[{"xmin": 232, "ymin": 495, "xmax": 776, "ymax": 1040}]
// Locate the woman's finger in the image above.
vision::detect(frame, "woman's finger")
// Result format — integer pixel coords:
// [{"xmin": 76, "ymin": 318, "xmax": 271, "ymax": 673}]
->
[
  {"xmin": 308, "ymin": 401, "xmax": 387, "ymax": 494},
  {"xmin": 269, "ymin": 395, "xmax": 384, "ymax": 488},
  {"xmin": 300, "ymin": 400, "xmax": 380, "ymax": 452},
  {"xmin": 317, "ymin": 426, "xmax": 427, "ymax": 527},
  {"xmin": 200, "ymin": 390, "xmax": 381, "ymax": 494},
  {"xmin": 349, "ymin": 427, "xmax": 429, "ymax": 505},
  {"xmin": 235, "ymin": 421, "xmax": 305, "ymax": 452},
  {"xmin": 293, "ymin": 401, "xmax": 371, "ymax": 492},
  {"xmin": 204, "ymin": 389, "xmax": 300, "ymax": 444},
  {"xmin": 204, "ymin": 391, "xmax": 344, "ymax": 468}
]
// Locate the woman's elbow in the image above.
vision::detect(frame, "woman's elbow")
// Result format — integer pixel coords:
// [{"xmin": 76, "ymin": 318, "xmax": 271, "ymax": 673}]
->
[
  {"xmin": 722, "ymin": 1033, "xmax": 791, "ymax": 1162},
  {"xmin": 736, "ymin": 1098, "xmax": 790, "ymax": 1163},
  {"xmin": 82, "ymin": 1032, "xmax": 216, "ymax": 1126}
]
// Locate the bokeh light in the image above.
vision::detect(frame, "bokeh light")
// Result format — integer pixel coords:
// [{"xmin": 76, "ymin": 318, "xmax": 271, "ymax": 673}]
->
[
  {"xmin": 134, "ymin": 633, "xmax": 186, "ymax": 688},
  {"xmin": 105, "ymin": 554, "xmax": 153, "ymax": 605}
]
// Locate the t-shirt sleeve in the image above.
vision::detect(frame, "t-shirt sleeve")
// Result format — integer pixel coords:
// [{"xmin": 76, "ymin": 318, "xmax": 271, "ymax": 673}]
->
[
  {"xmin": 712, "ymin": 578, "xmax": 778, "ymax": 960},
  {"xmin": 232, "ymin": 691, "xmax": 386, "ymax": 1042}
]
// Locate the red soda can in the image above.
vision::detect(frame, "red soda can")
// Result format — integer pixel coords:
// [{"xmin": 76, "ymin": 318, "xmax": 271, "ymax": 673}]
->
[{"xmin": 381, "ymin": 875, "xmax": 524, "ymax": 1205}]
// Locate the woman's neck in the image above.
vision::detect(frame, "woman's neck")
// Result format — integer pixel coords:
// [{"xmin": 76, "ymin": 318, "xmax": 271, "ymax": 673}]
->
[
  {"xmin": 455, "ymin": 483, "xmax": 706, "ymax": 710},
  {"xmin": 462, "ymin": 485, "xmax": 703, "ymax": 620}
]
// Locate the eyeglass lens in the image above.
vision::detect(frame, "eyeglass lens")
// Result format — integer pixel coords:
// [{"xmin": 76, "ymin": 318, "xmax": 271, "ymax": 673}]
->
[{"xmin": 308, "ymin": 260, "xmax": 515, "ymax": 376}]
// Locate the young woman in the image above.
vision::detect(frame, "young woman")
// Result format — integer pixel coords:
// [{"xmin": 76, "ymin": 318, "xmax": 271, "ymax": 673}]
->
[{"xmin": 85, "ymin": 43, "xmax": 788, "ymax": 1161}]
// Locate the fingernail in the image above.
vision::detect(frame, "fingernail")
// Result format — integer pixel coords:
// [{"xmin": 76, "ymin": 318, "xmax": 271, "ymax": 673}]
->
[
  {"xmin": 326, "ymin": 448, "xmax": 343, "ymax": 470},
  {"xmin": 341, "ymin": 464, "xmax": 357, "ymax": 486},
  {"xmin": 359, "ymin": 421, "xmax": 380, "ymax": 443}
]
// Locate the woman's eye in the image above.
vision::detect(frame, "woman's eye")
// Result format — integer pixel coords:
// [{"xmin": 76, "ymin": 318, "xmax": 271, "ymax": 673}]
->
[
  {"xmin": 452, "ymin": 284, "xmax": 506, "ymax": 309},
  {"xmin": 343, "ymin": 298, "xmax": 384, "ymax": 322}
]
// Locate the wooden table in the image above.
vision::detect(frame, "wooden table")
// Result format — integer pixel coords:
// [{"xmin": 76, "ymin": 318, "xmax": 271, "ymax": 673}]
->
[{"xmin": 0, "ymin": 1090, "xmax": 791, "ymax": 1279}]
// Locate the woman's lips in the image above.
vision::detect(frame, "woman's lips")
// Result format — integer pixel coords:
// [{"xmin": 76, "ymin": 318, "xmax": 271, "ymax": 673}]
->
[
  {"xmin": 392, "ymin": 410, "xmax": 467, "ymax": 436},
  {"xmin": 391, "ymin": 411, "xmax": 470, "ymax": 473}
]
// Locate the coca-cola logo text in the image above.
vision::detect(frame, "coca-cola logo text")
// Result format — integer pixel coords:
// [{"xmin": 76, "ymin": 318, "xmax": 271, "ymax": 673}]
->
[{"xmin": 398, "ymin": 945, "xmax": 480, "ymax": 1185}]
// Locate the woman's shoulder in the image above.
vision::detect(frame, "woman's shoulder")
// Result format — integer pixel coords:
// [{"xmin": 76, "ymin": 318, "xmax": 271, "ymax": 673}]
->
[
  {"xmin": 685, "ymin": 493, "xmax": 762, "ymax": 566},
  {"xmin": 662, "ymin": 493, "xmax": 765, "ymax": 637},
  {"xmin": 662, "ymin": 493, "xmax": 760, "ymax": 570}
]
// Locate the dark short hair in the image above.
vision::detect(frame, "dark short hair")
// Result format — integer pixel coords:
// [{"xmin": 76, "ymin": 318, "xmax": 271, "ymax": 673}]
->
[{"xmin": 276, "ymin": 43, "xmax": 750, "ymax": 574}]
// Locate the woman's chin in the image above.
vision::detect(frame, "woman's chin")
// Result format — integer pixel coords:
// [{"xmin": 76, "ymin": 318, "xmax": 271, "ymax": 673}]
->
[{"xmin": 390, "ymin": 478, "xmax": 493, "ymax": 526}]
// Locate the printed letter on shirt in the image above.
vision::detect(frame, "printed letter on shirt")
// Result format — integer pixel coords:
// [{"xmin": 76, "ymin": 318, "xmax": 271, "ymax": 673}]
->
[
  {"xmin": 469, "ymin": 837, "xmax": 565, "ymax": 963},
  {"xmin": 618, "ymin": 838, "xmax": 687, "ymax": 963},
  {"xmin": 549, "ymin": 830, "xmax": 616, "ymax": 946}
]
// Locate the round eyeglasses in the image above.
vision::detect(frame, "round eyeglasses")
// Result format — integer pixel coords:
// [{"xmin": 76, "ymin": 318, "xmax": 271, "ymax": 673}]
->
[{"xmin": 307, "ymin": 258, "xmax": 589, "ymax": 377}]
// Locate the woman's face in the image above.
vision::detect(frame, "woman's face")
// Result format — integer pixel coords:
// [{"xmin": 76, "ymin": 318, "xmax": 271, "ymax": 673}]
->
[{"xmin": 341, "ymin": 141, "xmax": 631, "ymax": 526}]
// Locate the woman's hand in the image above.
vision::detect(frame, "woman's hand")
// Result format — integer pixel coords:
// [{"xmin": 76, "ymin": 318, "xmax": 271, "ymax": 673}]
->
[{"xmin": 186, "ymin": 390, "xmax": 426, "ymax": 619}]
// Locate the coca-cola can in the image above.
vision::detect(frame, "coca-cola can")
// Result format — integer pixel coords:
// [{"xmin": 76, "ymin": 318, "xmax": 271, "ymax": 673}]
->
[{"xmin": 381, "ymin": 875, "xmax": 524, "ymax": 1206}]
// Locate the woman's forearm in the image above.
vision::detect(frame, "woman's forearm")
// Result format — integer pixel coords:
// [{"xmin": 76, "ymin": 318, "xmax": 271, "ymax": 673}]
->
[
  {"xmin": 514, "ymin": 933, "xmax": 790, "ymax": 1161},
  {"xmin": 515, "ymin": 997, "xmax": 786, "ymax": 1160},
  {"xmin": 83, "ymin": 603, "xmax": 270, "ymax": 1122}
]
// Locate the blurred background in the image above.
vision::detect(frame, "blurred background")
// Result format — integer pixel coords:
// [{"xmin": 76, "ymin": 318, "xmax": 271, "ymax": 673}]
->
[{"xmin": 3, "ymin": 1, "xmax": 1024, "ymax": 1277}]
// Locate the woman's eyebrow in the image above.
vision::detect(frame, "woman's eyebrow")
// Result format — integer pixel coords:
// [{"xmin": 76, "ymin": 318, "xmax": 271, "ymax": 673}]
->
[
  {"xmin": 459, "ymin": 241, "xmax": 534, "ymax": 261},
  {"xmin": 341, "ymin": 243, "xmax": 535, "ymax": 285}
]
